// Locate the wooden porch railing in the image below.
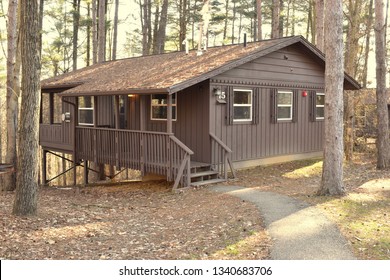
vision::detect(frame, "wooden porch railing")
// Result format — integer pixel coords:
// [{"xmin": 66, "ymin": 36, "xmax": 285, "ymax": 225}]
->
[
  {"xmin": 40, "ymin": 124, "xmax": 63, "ymax": 144},
  {"xmin": 75, "ymin": 127, "xmax": 193, "ymax": 189},
  {"xmin": 210, "ymin": 133, "xmax": 236, "ymax": 180}
]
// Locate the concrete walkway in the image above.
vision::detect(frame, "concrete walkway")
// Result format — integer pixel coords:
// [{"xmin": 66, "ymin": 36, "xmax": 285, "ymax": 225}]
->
[{"xmin": 209, "ymin": 185, "xmax": 356, "ymax": 260}]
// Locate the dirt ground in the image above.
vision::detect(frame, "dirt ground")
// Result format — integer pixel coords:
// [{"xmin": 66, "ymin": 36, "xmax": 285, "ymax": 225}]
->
[
  {"xmin": 0, "ymin": 181, "xmax": 270, "ymax": 260},
  {"xmin": 1, "ymin": 153, "xmax": 388, "ymax": 260}
]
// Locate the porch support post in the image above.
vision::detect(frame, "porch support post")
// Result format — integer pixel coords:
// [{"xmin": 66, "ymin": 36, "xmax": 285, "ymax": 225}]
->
[
  {"xmin": 114, "ymin": 95, "xmax": 120, "ymax": 129},
  {"xmin": 42, "ymin": 149, "xmax": 47, "ymax": 185},
  {"xmin": 84, "ymin": 160, "xmax": 89, "ymax": 185},
  {"xmin": 73, "ymin": 152, "xmax": 77, "ymax": 185},
  {"xmin": 139, "ymin": 95, "xmax": 146, "ymax": 175},
  {"xmin": 167, "ymin": 93, "xmax": 173, "ymax": 134}
]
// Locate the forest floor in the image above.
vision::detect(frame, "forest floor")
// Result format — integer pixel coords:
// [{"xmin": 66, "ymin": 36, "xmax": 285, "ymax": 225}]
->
[
  {"xmin": 0, "ymin": 181, "xmax": 270, "ymax": 260},
  {"xmin": 1, "ymin": 152, "xmax": 389, "ymax": 260}
]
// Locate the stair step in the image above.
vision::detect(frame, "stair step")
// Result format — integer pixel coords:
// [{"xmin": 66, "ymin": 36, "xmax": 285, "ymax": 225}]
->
[
  {"xmin": 190, "ymin": 170, "xmax": 219, "ymax": 178},
  {"xmin": 191, "ymin": 178, "xmax": 226, "ymax": 187}
]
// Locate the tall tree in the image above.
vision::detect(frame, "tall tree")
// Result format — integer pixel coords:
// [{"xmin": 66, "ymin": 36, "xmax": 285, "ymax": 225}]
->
[
  {"xmin": 13, "ymin": 0, "xmax": 41, "ymax": 216},
  {"xmin": 4, "ymin": 0, "xmax": 19, "ymax": 192},
  {"xmin": 179, "ymin": 0, "xmax": 188, "ymax": 51},
  {"xmin": 92, "ymin": 0, "xmax": 97, "ymax": 64},
  {"xmin": 112, "ymin": 0, "xmax": 119, "ymax": 60},
  {"xmin": 72, "ymin": 0, "xmax": 81, "ymax": 70},
  {"xmin": 374, "ymin": 0, "xmax": 390, "ymax": 169},
  {"xmin": 153, "ymin": 0, "xmax": 168, "ymax": 54},
  {"xmin": 314, "ymin": 0, "xmax": 324, "ymax": 52},
  {"xmin": 98, "ymin": 0, "xmax": 106, "ymax": 62},
  {"xmin": 318, "ymin": 0, "xmax": 345, "ymax": 195},
  {"xmin": 271, "ymin": 0, "xmax": 280, "ymax": 39},
  {"xmin": 344, "ymin": 0, "xmax": 364, "ymax": 162},
  {"xmin": 256, "ymin": 0, "xmax": 262, "ymax": 40},
  {"xmin": 362, "ymin": 0, "xmax": 374, "ymax": 88}
]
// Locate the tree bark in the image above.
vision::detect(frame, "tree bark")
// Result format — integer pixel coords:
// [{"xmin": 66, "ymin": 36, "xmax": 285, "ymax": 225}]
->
[
  {"xmin": 4, "ymin": 0, "xmax": 19, "ymax": 192},
  {"xmin": 318, "ymin": 0, "xmax": 345, "ymax": 196},
  {"xmin": 271, "ymin": 0, "xmax": 280, "ymax": 39},
  {"xmin": 375, "ymin": 0, "xmax": 390, "ymax": 169},
  {"xmin": 87, "ymin": 2, "xmax": 91, "ymax": 66},
  {"xmin": 98, "ymin": 0, "xmax": 106, "ymax": 62},
  {"xmin": 179, "ymin": 0, "xmax": 188, "ymax": 51},
  {"xmin": 72, "ymin": 0, "xmax": 81, "ymax": 70},
  {"xmin": 112, "ymin": 0, "xmax": 119, "ymax": 60},
  {"xmin": 314, "ymin": 0, "xmax": 324, "ymax": 52},
  {"xmin": 13, "ymin": 0, "xmax": 41, "ymax": 216},
  {"xmin": 92, "ymin": 0, "xmax": 97, "ymax": 64},
  {"xmin": 362, "ymin": 0, "xmax": 374, "ymax": 88},
  {"xmin": 154, "ymin": 0, "xmax": 168, "ymax": 54},
  {"xmin": 256, "ymin": 0, "xmax": 262, "ymax": 40}
]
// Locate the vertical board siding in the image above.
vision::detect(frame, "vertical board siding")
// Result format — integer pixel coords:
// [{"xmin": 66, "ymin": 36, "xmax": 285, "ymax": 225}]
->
[
  {"xmin": 210, "ymin": 86, "xmax": 324, "ymax": 162},
  {"xmin": 144, "ymin": 81, "xmax": 210, "ymax": 163},
  {"xmin": 210, "ymin": 45, "xmax": 326, "ymax": 162}
]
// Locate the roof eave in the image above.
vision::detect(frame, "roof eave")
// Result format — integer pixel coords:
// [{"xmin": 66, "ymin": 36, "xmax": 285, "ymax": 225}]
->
[{"xmin": 58, "ymin": 87, "xmax": 170, "ymax": 97}]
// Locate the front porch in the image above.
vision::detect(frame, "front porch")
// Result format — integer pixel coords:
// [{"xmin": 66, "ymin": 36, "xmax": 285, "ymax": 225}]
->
[{"xmin": 39, "ymin": 125, "xmax": 234, "ymax": 189}]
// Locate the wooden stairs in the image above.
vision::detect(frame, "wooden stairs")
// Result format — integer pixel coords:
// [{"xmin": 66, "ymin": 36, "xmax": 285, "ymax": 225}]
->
[{"xmin": 189, "ymin": 162, "xmax": 226, "ymax": 187}]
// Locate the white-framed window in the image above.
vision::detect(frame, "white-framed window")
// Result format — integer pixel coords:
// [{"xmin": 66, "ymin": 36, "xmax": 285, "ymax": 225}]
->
[
  {"xmin": 151, "ymin": 93, "xmax": 177, "ymax": 121},
  {"xmin": 78, "ymin": 96, "xmax": 94, "ymax": 126},
  {"xmin": 277, "ymin": 90, "xmax": 293, "ymax": 121},
  {"xmin": 233, "ymin": 89, "xmax": 252, "ymax": 122},
  {"xmin": 316, "ymin": 92, "xmax": 325, "ymax": 120}
]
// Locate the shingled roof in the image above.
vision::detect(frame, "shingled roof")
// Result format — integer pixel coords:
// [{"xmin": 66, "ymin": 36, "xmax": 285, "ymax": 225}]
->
[{"xmin": 41, "ymin": 36, "xmax": 360, "ymax": 96}]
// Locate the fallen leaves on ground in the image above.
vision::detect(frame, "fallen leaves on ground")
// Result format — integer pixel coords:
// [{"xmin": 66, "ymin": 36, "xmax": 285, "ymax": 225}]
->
[{"xmin": 0, "ymin": 181, "xmax": 270, "ymax": 260}]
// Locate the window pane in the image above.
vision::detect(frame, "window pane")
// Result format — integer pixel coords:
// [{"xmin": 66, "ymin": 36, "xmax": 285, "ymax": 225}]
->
[
  {"xmin": 79, "ymin": 109, "xmax": 94, "ymax": 125},
  {"xmin": 277, "ymin": 92, "xmax": 292, "ymax": 105},
  {"xmin": 234, "ymin": 90, "xmax": 251, "ymax": 104},
  {"xmin": 316, "ymin": 94, "xmax": 325, "ymax": 106},
  {"xmin": 316, "ymin": 107, "xmax": 324, "ymax": 119},
  {"xmin": 277, "ymin": 107, "xmax": 292, "ymax": 119},
  {"xmin": 79, "ymin": 96, "xmax": 94, "ymax": 108},
  {"xmin": 152, "ymin": 106, "xmax": 167, "ymax": 119},
  {"xmin": 152, "ymin": 106, "xmax": 176, "ymax": 119},
  {"xmin": 151, "ymin": 94, "xmax": 167, "ymax": 105},
  {"xmin": 234, "ymin": 106, "xmax": 251, "ymax": 120}
]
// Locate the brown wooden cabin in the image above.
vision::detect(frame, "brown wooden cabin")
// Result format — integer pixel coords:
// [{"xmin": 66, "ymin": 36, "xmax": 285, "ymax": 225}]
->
[{"xmin": 39, "ymin": 36, "xmax": 360, "ymax": 189}]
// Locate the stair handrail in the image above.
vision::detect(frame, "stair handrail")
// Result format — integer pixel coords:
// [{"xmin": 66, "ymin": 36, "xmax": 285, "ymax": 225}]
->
[
  {"xmin": 210, "ymin": 133, "xmax": 236, "ymax": 179},
  {"xmin": 169, "ymin": 135, "xmax": 194, "ymax": 190}
]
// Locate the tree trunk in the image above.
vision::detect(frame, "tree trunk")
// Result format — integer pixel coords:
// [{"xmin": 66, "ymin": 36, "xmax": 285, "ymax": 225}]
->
[
  {"xmin": 13, "ymin": 0, "xmax": 41, "ymax": 216},
  {"xmin": 179, "ymin": 0, "xmax": 188, "ymax": 51},
  {"xmin": 223, "ymin": 0, "xmax": 229, "ymax": 42},
  {"xmin": 4, "ymin": 0, "xmax": 19, "ymax": 192},
  {"xmin": 344, "ymin": 0, "xmax": 363, "ymax": 162},
  {"xmin": 271, "ymin": 0, "xmax": 280, "ymax": 39},
  {"xmin": 98, "ymin": 0, "xmax": 106, "ymax": 62},
  {"xmin": 231, "ymin": 0, "xmax": 236, "ymax": 44},
  {"xmin": 112, "ymin": 0, "xmax": 119, "ymax": 60},
  {"xmin": 375, "ymin": 0, "xmax": 390, "ymax": 169},
  {"xmin": 256, "ymin": 0, "xmax": 262, "ymax": 40},
  {"xmin": 318, "ymin": 0, "xmax": 345, "ymax": 196},
  {"xmin": 72, "ymin": 0, "xmax": 81, "ymax": 70},
  {"xmin": 140, "ymin": 0, "xmax": 151, "ymax": 55},
  {"xmin": 154, "ymin": 0, "xmax": 168, "ymax": 54},
  {"xmin": 39, "ymin": 0, "xmax": 44, "ymax": 56},
  {"xmin": 92, "ymin": 0, "xmax": 97, "ymax": 64},
  {"xmin": 87, "ymin": 2, "xmax": 91, "ymax": 66},
  {"xmin": 314, "ymin": 0, "xmax": 324, "ymax": 52},
  {"xmin": 362, "ymin": 0, "xmax": 374, "ymax": 88}
]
